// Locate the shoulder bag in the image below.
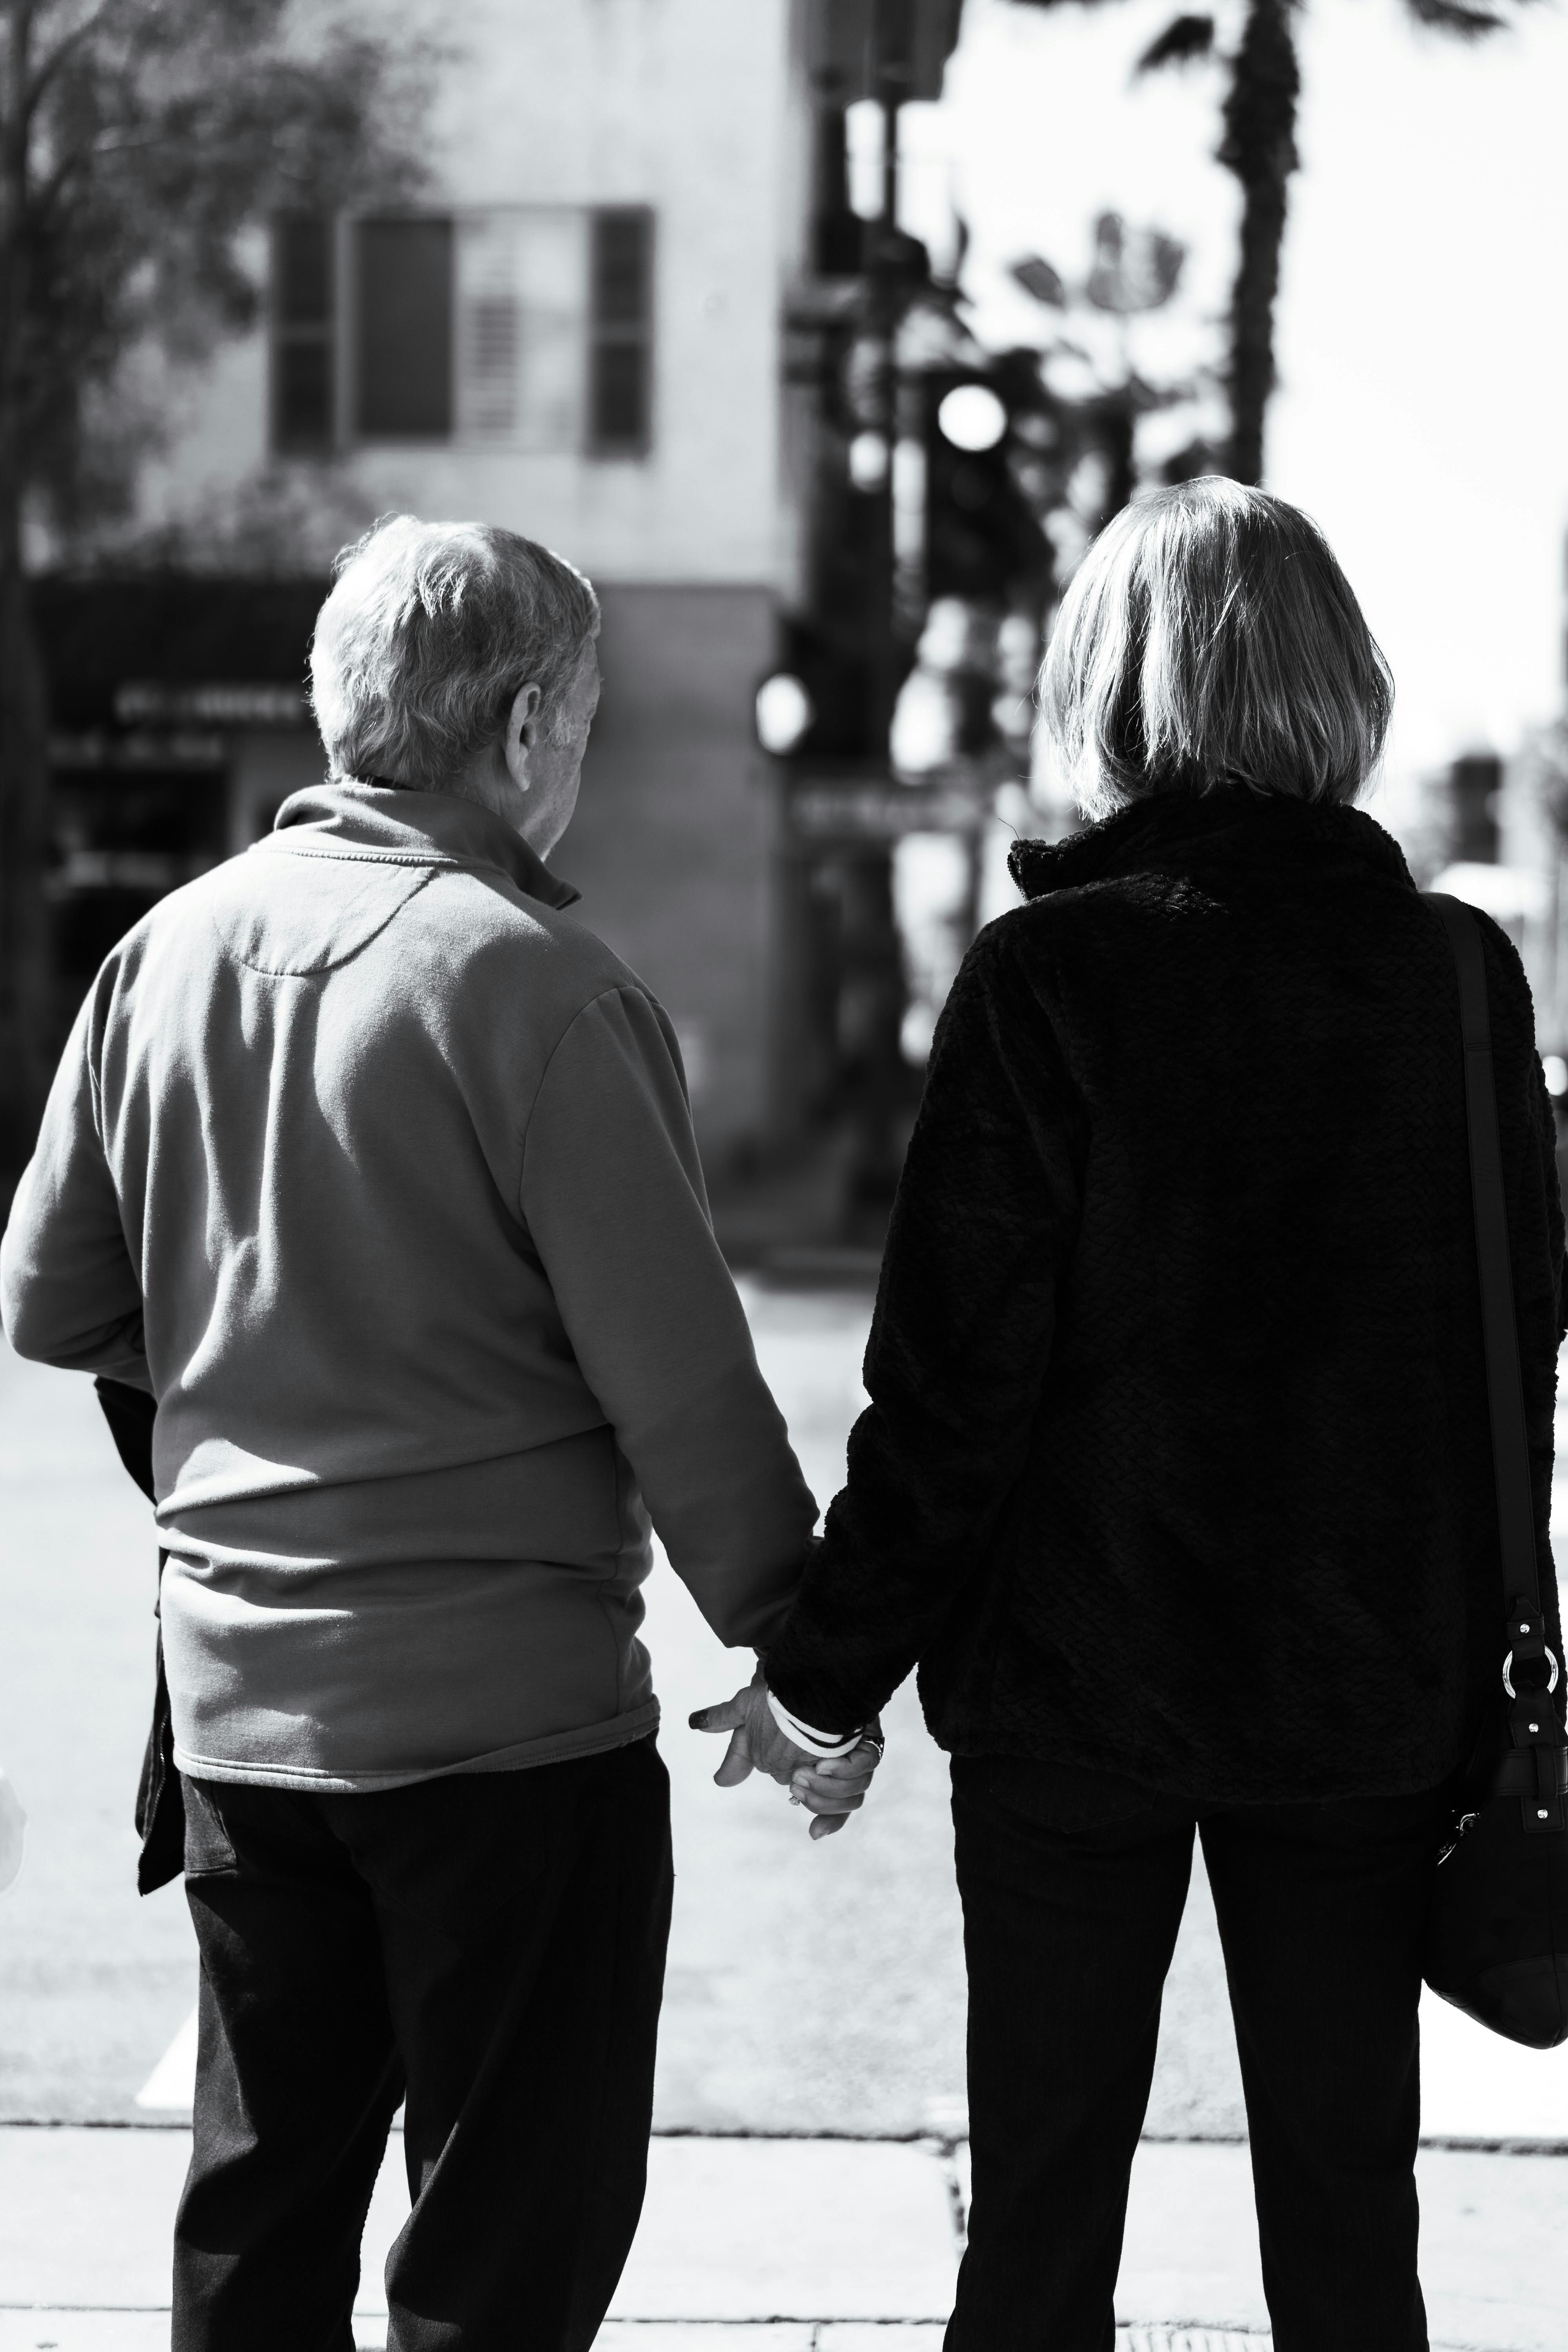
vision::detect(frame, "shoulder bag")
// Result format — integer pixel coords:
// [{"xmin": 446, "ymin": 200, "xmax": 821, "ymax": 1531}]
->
[{"xmin": 1423, "ymin": 892, "xmax": 1568, "ymax": 2047}]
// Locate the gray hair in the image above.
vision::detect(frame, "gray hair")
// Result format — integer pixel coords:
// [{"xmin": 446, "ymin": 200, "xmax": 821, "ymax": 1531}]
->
[
  {"xmin": 310, "ymin": 514, "xmax": 601, "ymax": 789},
  {"xmin": 1038, "ymin": 479, "xmax": 1393, "ymax": 820}
]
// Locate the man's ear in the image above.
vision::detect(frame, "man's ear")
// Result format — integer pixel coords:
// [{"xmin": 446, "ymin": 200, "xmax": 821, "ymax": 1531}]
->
[{"xmin": 503, "ymin": 681, "xmax": 544, "ymax": 790}]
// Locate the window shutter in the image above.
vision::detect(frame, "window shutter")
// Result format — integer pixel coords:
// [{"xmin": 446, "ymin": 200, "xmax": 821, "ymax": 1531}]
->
[
  {"xmin": 354, "ymin": 219, "xmax": 454, "ymax": 441},
  {"xmin": 270, "ymin": 218, "xmax": 335, "ymax": 453},
  {"xmin": 588, "ymin": 208, "xmax": 654, "ymax": 457}
]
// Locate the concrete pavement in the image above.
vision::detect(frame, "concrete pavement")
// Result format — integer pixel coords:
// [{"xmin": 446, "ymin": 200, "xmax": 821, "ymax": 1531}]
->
[
  {"xmin": 18, "ymin": 1276, "xmax": 1561, "ymax": 2146},
  {"xmin": 3, "ymin": 1286, "xmax": 1568, "ymax": 2344},
  {"xmin": 0, "ymin": 2125, "xmax": 1561, "ymax": 2349}
]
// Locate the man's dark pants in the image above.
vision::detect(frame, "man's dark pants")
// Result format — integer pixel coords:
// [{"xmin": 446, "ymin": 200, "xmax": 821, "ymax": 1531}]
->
[
  {"xmin": 173, "ymin": 1735, "xmax": 673, "ymax": 2352},
  {"xmin": 947, "ymin": 1756, "xmax": 1450, "ymax": 2352}
]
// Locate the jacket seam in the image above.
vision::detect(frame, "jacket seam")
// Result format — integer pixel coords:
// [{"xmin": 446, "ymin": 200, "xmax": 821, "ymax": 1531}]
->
[
  {"xmin": 269, "ymin": 844, "xmax": 504, "ymax": 877},
  {"xmin": 265, "ymin": 837, "xmax": 577, "ymax": 909}
]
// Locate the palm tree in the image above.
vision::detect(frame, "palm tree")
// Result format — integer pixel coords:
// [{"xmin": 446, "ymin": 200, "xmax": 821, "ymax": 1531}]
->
[{"xmin": 1008, "ymin": 0, "xmax": 1526, "ymax": 484}]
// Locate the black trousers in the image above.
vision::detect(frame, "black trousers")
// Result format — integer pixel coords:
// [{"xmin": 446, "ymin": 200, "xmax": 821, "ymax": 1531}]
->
[
  {"xmin": 947, "ymin": 1757, "xmax": 1452, "ymax": 2352},
  {"xmin": 173, "ymin": 1735, "xmax": 673, "ymax": 2352}
]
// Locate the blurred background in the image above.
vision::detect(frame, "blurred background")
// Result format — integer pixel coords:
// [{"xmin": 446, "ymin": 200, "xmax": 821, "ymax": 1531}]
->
[
  {"xmin": 7, "ymin": 0, "xmax": 1568, "ymax": 1250},
  {"xmin": 2, "ymin": 0, "xmax": 1568, "ymax": 2341}
]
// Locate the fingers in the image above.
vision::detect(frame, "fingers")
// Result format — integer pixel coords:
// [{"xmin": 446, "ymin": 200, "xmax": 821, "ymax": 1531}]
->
[
  {"xmin": 688, "ymin": 1695, "xmax": 747, "ymax": 1734},
  {"xmin": 791, "ymin": 1778, "xmax": 866, "ymax": 1815},
  {"xmin": 789, "ymin": 1738, "xmax": 880, "ymax": 1803},
  {"xmin": 790, "ymin": 1763, "xmax": 871, "ymax": 1804},
  {"xmin": 813, "ymin": 1747, "xmax": 880, "ymax": 1790},
  {"xmin": 788, "ymin": 1727, "xmax": 886, "ymax": 1835},
  {"xmin": 691, "ymin": 1682, "xmax": 806, "ymax": 1792},
  {"xmin": 698, "ymin": 1682, "xmax": 883, "ymax": 1829},
  {"xmin": 712, "ymin": 1727, "xmax": 755, "ymax": 1788}
]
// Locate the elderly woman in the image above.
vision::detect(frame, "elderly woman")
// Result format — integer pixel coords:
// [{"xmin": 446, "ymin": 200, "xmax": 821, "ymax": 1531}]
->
[
  {"xmin": 757, "ymin": 481, "xmax": 1565, "ymax": 2349},
  {"xmin": 0, "ymin": 517, "xmax": 873, "ymax": 2351}
]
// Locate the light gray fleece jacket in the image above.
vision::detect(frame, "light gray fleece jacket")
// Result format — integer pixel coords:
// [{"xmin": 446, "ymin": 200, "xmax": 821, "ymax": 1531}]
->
[{"xmin": 0, "ymin": 782, "xmax": 818, "ymax": 1791}]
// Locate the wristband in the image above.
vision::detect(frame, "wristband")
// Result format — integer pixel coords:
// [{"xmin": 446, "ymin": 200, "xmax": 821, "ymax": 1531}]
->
[{"xmin": 765, "ymin": 1689, "xmax": 864, "ymax": 1759}]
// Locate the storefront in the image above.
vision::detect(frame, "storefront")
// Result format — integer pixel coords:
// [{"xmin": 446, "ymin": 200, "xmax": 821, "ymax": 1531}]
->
[
  {"xmin": 34, "ymin": 578, "xmax": 327, "ymax": 1038},
  {"xmin": 32, "ymin": 573, "xmax": 777, "ymax": 1168}
]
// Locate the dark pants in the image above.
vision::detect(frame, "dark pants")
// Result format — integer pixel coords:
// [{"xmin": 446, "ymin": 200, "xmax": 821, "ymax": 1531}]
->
[
  {"xmin": 173, "ymin": 1735, "xmax": 673, "ymax": 2352},
  {"xmin": 947, "ymin": 1757, "xmax": 1451, "ymax": 2352}
]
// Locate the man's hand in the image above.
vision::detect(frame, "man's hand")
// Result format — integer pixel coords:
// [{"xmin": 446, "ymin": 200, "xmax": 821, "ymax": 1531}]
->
[{"xmin": 689, "ymin": 1671, "xmax": 884, "ymax": 1840}]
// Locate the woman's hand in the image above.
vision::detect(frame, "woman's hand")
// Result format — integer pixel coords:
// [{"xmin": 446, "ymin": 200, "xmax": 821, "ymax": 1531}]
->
[
  {"xmin": 788, "ymin": 1734, "xmax": 884, "ymax": 1839},
  {"xmin": 689, "ymin": 1671, "xmax": 885, "ymax": 1839}
]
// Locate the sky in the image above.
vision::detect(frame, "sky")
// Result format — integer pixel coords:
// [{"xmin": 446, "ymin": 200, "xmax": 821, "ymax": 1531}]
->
[{"xmin": 929, "ymin": 0, "xmax": 1568, "ymax": 822}]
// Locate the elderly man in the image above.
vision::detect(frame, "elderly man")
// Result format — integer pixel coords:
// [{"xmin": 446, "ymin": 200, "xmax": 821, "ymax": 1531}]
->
[{"xmin": 0, "ymin": 517, "xmax": 877, "ymax": 2350}]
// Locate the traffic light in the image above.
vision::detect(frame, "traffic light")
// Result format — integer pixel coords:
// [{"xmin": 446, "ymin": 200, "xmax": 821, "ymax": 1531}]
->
[
  {"xmin": 924, "ymin": 357, "xmax": 1056, "ymax": 611},
  {"xmin": 1449, "ymin": 753, "xmax": 1502, "ymax": 865},
  {"xmin": 756, "ymin": 615, "xmax": 886, "ymax": 762}
]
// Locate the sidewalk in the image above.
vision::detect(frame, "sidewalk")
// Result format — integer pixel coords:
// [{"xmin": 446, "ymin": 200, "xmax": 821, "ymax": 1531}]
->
[
  {"xmin": 0, "ymin": 2125, "xmax": 1561, "ymax": 2352},
  {"xmin": 3, "ymin": 1329, "xmax": 1567, "ymax": 2350}
]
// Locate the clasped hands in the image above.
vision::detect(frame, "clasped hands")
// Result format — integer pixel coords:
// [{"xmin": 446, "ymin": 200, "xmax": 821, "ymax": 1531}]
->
[{"xmin": 689, "ymin": 1669, "xmax": 883, "ymax": 1840}]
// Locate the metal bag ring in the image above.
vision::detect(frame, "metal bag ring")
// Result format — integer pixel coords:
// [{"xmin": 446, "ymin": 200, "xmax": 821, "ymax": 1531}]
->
[{"xmin": 1503, "ymin": 1644, "xmax": 1561, "ymax": 1698}]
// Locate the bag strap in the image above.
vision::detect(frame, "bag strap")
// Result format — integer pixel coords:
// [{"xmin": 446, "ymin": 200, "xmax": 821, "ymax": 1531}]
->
[
  {"xmin": 1428, "ymin": 893, "xmax": 1566, "ymax": 1832},
  {"xmin": 1426, "ymin": 893, "xmax": 1543, "ymax": 1622}
]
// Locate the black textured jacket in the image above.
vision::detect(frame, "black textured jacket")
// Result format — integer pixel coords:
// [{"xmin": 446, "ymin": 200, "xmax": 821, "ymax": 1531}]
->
[{"xmin": 765, "ymin": 788, "xmax": 1568, "ymax": 1801}]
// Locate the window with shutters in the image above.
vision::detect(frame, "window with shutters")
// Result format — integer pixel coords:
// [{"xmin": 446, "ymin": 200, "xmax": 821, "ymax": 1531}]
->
[{"xmin": 268, "ymin": 207, "xmax": 653, "ymax": 458}]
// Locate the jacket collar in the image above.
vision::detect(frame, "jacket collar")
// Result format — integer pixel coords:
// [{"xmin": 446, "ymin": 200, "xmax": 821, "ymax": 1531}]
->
[
  {"xmin": 269, "ymin": 780, "xmax": 581, "ymax": 911},
  {"xmin": 1009, "ymin": 785, "xmax": 1416, "ymax": 904}
]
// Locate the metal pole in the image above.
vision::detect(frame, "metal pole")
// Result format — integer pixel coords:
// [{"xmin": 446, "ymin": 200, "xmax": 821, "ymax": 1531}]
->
[{"xmin": 867, "ymin": 0, "xmax": 907, "ymax": 755}]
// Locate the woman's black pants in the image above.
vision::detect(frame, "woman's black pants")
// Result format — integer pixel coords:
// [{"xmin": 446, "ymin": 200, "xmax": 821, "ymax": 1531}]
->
[
  {"xmin": 947, "ymin": 1757, "xmax": 1451, "ymax": 2352},
  {"xmin": 172, "ymin": 1734, "xmax": 673, "ymax": 2352}
]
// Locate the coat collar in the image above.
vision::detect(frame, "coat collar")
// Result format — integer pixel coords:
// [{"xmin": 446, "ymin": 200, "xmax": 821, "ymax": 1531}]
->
[
  {"xmin": 269, "ymin": 780, "xmax": 580, "ymax": 910},
  {"xmin": 1009, "ymin": 785, "xmax": 1416, "ymax": 904}
]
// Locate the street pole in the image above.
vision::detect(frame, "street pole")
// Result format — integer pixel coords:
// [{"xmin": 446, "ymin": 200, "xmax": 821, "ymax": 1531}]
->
[
  {"xmin": 867, "ymin": 0, "xmax": 911, "ymax": 756},
  {"xmin": 833, "ymin": 0, "xmax": 913, "ymax": 1234}
]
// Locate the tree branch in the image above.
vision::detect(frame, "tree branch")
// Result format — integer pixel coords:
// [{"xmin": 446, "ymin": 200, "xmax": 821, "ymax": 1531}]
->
[{"xmin": 21, "ymin": 1, "xmax": 114, "ymax": 131}]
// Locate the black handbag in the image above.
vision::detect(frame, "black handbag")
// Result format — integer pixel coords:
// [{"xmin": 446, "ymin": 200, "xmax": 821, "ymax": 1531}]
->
[
  {"xmin": 93, "ymin": 1376, "xmax": 186, "ymax": 1895},
  {"xmin": 1422, "ymin": 893, "xmax": 1568, "ymax": 2047}
]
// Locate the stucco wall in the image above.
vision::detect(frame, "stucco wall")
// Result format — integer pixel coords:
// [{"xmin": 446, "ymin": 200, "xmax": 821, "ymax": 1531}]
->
[
  {"xmin": 564, "ymin": 582, "xmax": 777, "ymax": 1158},
  {"xmin": 138, "ymin": 0, "xmax": 797, "ymax": 590}
]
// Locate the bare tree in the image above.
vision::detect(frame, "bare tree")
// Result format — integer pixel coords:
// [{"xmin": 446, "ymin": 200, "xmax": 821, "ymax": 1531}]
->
[
  {"xmin": 0, "ymin": 0, "xmax": 428, "ymax": 1183},
  {"xmin": 1008, "ymin": 0, "xmax": 1529, "ymax": 486}
]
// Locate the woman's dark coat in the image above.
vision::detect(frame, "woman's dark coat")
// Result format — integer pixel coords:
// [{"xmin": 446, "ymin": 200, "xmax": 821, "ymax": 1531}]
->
[{"xmin": 764, "ymin": 788, "xmax": 1568, "ymax": 1802}]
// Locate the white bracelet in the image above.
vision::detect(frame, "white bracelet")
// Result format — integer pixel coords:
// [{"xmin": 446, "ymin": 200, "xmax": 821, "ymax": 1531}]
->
[{"xmin": 765, "ymin": 1688, "xmax": 864, "ymax": 1759}]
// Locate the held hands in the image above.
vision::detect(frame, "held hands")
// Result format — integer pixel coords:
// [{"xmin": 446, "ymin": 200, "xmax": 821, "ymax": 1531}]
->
[{"xmin": 689, "ymin": 1670, "xmax": 883, "ymax": 1841}]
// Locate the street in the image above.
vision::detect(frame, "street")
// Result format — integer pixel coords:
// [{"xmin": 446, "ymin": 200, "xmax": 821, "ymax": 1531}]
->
[
  {"xmin": 6, "ymin": 1276, "xmax": 1566, "ymax": 2142},
  {"xmin": 1, "ymin": 1283, "xmax": 1567, "ymax": 2350},
  {"xmin": 0, "ymin": 1274, "xmax": 1243, "ymax": 2138}
]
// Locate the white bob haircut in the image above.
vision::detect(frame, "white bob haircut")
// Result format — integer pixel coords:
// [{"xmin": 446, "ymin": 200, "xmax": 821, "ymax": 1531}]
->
[
  {"xmin": 1038, "ymin": 479, "xmax": 1393, "ymax": 822},
  {"xmin": 310, "ymin": 514, "xmax": 601, "ymax": 790}
]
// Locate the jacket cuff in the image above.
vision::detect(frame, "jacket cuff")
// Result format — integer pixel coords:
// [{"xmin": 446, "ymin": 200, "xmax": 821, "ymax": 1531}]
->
[{"xmin": 765, "ymin": 1688, "xmax": 863, "ymax": 1758}]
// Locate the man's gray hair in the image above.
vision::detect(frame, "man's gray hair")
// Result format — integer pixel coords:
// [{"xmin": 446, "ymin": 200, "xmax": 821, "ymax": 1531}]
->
[
  {"xmin": 1038, "ymin": 479, "xmax": 1393, "ymax": 820},
  {"xmin": 310, "ymin": 515, "xmax": 601, "ymax": 790}
]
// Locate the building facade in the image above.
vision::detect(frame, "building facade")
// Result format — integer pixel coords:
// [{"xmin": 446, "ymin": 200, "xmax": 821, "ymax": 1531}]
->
[{"xmin": 43, "ymin": 0, "xmax": 819, "ymax": 1163}]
